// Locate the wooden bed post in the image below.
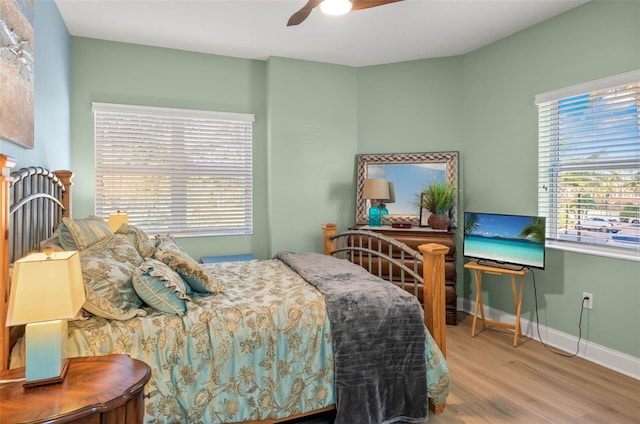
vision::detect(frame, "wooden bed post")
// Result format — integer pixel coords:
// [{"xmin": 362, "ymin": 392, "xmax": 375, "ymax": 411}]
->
[
  {"xmin": 321, "ymin": 223, "xmax": 337, "ymax": 255},
  {"xmin": 1, "ymin": 155, "xmax": 16, "ymax": 371},
  {"xmin": 419, "ymin": 243, "xmax": 449, "ymax": 358},
  {"xmin": 54, "ymin": 170, "xmax": 74, "ymax": 218}
]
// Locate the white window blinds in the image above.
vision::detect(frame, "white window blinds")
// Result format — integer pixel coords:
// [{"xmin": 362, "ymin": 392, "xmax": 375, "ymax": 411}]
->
[
  {"xmin": 93, "ymin": 102, "xmax": 254, "ymax": 237},
  {"xmin": 535, "ymin": 70, "xmax": 640, "ymax": 260}
]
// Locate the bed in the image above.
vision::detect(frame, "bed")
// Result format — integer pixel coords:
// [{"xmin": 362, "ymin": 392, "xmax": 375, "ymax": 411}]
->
[{"xmin": 0, "ymin": 155, "xmax": 450, "ymax": 424}]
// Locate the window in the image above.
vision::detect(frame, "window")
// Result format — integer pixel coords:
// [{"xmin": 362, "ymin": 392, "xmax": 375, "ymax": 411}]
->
[
  {"xmin": 93, "ymin": 103, "xmax": 254, "ymax": 237},
  {"xmin": 536, "ymin": 70, "xmax": 639, "ymax": 261}
]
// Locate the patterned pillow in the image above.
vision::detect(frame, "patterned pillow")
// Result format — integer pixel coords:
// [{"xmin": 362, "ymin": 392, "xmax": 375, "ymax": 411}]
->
[
  {"xmin": 133, "ymin": 258, "xmax": 191, "ymax": 316},
  {"xmin": 155, "ymin": 246, "xmax": 222, "ymax": 294},
  {"xmin": 80, "ymin": 233, "xmax": 146, "ymax": 320},
  {"xmin": 155, "ymin": 234, "xmax": 183, "ymax": 253},
  {"xmin": 60, "ymin": 216, "xmax": 113, "ymax": 251},
  {"xmin": 116, "ymin": 224, "xmax": 156, "ymax": 258}
]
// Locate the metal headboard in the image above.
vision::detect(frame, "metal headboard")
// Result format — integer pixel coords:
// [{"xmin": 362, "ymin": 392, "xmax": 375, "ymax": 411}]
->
[
  {"xmin": 9, "ymin": 167, "xmax": 68, "ymax": 263},
  {"xmin": 328, "ymin": 229, "xmax": 424, "ymax": 297},
  {"xmin": 1, "ymin": 157, "xmax": 73, "ymax": 370}
]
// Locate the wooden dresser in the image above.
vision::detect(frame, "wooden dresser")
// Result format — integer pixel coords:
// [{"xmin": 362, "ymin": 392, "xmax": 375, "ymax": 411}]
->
[{"xmin": 351, "ymin": 225, "xmax": 457, "ymax": 325}]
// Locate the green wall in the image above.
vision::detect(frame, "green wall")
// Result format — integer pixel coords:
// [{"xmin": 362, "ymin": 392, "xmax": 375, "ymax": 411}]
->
[
  {"xmin": 60, "ymin": 0, "xmax": 638, "ymax": 358},
  {"xmin": 69, "ymin": 38, "xmax": 270, "ymax": 260},
  {"xmin": 356, "ymin": 0, "xmax": 640, "ymax": 357},
  {"xmin": 266, "ymin": 57, "xmax": 357, "ymax": 255},
  {"xmin": 69, "ymin": 41, "xmax": 360, "ymax": 260},
  {"xmin": 357, "ymin": 56, "xmax": 464, "ymax": 154},
  {"xmin": 1, "ymin": 0, "xmax": 70, "ymax": 170},
  {"xmin": 462, "ymin": 0, "xmax": 639, "ymax": 357}
]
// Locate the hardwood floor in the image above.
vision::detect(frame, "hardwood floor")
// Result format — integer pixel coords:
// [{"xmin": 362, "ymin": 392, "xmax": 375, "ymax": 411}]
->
[
  {"xmin": 426, "ymin": 313, "xmax": 639, "ymax": 424},
  {"xmin": 292, "ymin": 312, "xmax": 639, "ymax": 424}
]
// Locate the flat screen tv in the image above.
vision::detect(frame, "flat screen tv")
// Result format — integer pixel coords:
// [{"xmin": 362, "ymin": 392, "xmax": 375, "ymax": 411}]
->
[{"xmin": 463, "ymin": 212, "xmax": 546, "ymax": 270}]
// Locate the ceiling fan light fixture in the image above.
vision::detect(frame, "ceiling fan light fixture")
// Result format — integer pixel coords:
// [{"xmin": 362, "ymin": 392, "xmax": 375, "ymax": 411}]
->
[{"xmin": 319, "ymin": 0, "xmax": 353, "ymax": 16}]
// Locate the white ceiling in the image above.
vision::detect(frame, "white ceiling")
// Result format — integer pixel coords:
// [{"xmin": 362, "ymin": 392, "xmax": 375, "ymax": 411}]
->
[{"xmin": 54, "ymin": 0, "xmax": 590, "ymax": 67}]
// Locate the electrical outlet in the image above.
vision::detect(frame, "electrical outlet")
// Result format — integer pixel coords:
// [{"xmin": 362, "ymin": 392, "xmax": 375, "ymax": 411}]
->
[{"xmin": 582, "ymin": 292, "xmax": 594, "ymax": 310}]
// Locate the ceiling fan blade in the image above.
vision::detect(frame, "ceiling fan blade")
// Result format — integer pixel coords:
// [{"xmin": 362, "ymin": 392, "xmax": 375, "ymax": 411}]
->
[
  {"xmin": 287, "ymin": 0, "xmax": 323, "ymax": 26},
  {"xmin": 351, "ymin": 0, "xmax": 404, "ymax": 11}
]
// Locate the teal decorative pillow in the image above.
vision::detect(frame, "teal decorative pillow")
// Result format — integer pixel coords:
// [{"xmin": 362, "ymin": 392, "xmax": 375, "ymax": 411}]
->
[
  {"xmin": 80, "ymin": 233, "xmax": 146, "ymax": 320},
  {"xmin": 155, "ymin": 248, "xmax": 222, "ymax": 294},
  {"xmin": 116, "ymin": 224, "xmax": 156, "ymax": 258},
  {"xmin": 133, "ymin": 258, "xmax": 191, "ymax": 316},
  {"xmin": 60, "ymin": 215, "xmax": 113, "ymax": 251}
]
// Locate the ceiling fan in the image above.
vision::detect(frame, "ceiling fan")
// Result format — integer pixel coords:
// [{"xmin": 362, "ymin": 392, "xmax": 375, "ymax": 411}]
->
[{"xmin": 287, "ymin": 0, "xmax": 404, "ymax": 26}]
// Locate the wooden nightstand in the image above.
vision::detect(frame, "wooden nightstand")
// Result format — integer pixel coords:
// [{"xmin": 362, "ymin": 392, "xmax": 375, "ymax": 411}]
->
[{"xmin": 0, "ymin": 354, "xmax": 151, "ymax": 423}]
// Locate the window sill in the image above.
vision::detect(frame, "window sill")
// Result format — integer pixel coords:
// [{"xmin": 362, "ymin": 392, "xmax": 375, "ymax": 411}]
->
[{"xmin": 547, "ymin": 239, "xmax": 639, "ymax": 262}]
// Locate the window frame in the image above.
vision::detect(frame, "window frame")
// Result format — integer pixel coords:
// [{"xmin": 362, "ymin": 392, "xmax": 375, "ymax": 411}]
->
[
  {"xmin": 93, "ymin": 102, "xmax": 255, "ymax": 237},
  {"xmin": 535, "ymin": 70, "xmax": 640, "ymax": 262}
]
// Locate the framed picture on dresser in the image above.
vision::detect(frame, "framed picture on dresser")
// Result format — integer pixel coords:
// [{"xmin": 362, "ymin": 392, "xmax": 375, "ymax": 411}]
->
[{"xmin": 419, "ymin": 194, "xmax": 432, "ymax": 227}]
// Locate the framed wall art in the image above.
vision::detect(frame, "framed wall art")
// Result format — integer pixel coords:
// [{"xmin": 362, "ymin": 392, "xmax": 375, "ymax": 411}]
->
[{"xmin": 0, "ymin": 0, "xmax": 34, "ymax": 149}]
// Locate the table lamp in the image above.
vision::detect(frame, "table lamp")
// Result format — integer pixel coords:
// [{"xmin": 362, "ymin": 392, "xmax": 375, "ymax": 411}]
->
[
  {"xmin": 379, "ymin": 182, "xmax": 395, "ymax": 214},
  {"xmin": 108, "ymin": 210, "xmax": 128, "ymax": 232},
  {"xmin": 6, "ymin": 249, "xmax": 86, "ymax": 388},
  {"xmin": 363, "ymin": 178, "xmax": 390, "ymax": 226}
]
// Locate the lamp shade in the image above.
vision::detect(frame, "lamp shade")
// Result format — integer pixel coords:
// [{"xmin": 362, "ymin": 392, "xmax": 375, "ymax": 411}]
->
[
  {"xmin": 386, "ymin": 182, "xmax": 396, "ymax": 204},
  {"xmin": 108, "ymin": 211, "xmax": 128, "ymax": 232},
  {"xmin": 362, "ymin": 178, "xmax": 390, "ymax": 200},
  {"xmin": 7, "ymin": 250, "xmax": 85, "ymax": 326}
]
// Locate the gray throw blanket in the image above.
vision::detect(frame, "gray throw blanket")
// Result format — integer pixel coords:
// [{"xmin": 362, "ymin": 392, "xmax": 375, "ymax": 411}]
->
[{"xmin": 276, "ymin": 252, "xmax": 428, "ymax": 424}]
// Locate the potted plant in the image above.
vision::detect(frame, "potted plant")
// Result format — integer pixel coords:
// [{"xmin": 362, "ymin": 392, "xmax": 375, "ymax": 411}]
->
[{"xmin": 420, "ymin": 182, "xmax": 456, "ymax": 230}]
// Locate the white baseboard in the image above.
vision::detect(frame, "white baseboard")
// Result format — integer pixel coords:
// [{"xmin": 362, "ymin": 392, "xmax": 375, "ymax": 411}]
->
[{"xmin": 458, "ymin": 298, "xmax": 640, "ymax": 380}]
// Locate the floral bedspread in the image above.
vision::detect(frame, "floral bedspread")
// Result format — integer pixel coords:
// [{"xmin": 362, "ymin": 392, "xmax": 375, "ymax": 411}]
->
[
  {"xmin": 10, "ymin": 259, "xmax": 449, "ymax": 423},
  {"xmin": 277, "ymin": 252, "xmax": 448, "ymax": 423}
]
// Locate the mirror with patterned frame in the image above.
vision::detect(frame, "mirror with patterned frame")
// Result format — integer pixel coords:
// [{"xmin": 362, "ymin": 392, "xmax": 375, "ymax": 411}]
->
[{"xmin": 356, "ymin": 151, "xmax": 459, "ymax": 227}]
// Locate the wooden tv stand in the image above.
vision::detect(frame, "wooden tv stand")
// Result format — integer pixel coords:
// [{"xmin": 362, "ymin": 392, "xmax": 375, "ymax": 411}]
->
[{"xmin": 464, "ymin": 260, "xmax": 530, "ymax": 347}]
